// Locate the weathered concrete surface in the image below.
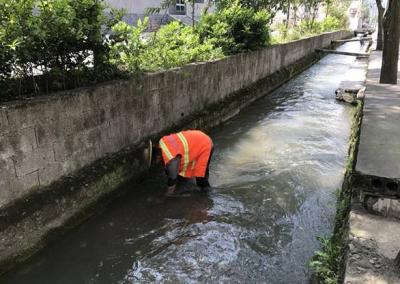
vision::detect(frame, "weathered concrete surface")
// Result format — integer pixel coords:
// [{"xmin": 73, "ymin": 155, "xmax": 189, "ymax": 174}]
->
[
  {"xmin": 356, "ymin": 51, "xmax": 400, "ymax": 180},
  {"xmin": 356, "ymin": 82, "xmax": 400, "ymax": 179},
  {"xmin": 338, "ymin": 81, "xmax": 365, "ymax": 92},
  {"xmin": 357, "ymin": 84, "xmax": 400, "ymax": 178},
  {"xmin": 345, "ymin": 49, "xmax": 400, "ymax": 283},
  {"xmin": 353, "ymin": 51, "xmax": 400, "ymax": 200},
  {"xmin": 0, "ymin": 31, "xmax": 352, "ymax": 275},
  {"xmin": 344, "ymin": 207, "xmax": 400, "ymax": 284},
  {"xmin": 316, "ymin": 49, "xmax": 369, "ymax": 58}
]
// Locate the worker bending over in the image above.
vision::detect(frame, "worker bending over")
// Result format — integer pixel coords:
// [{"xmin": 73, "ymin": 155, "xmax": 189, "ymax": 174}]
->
[{"xmin": 145, "ymin": 130, "xmax": 214, "ymax": 195}]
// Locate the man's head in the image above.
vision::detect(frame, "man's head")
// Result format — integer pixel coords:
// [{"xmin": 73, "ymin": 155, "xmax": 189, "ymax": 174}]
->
[
  {"xmin": 143, "ymin": 140, "xmax": 162, "ymax": 169},
  {"xmin": 143, "ymin": 140, "xmax": 153, "ymax": 169}
]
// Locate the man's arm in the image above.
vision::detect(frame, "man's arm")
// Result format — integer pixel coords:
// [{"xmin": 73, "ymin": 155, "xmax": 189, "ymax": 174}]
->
[{"xmin": 165, "ymin": 155, "xmax": 181, "ymax": 192}]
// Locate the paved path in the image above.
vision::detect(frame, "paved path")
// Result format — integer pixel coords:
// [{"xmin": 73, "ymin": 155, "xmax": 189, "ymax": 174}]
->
[
  {"xmin": 345, "ymin": 209, "xmax": 400, "ymax": 284},
  {"xmin": 345, "ymin": 51, "xmax": 400, "ymax": 284},
  {"xmin": 356, "ymin": 51, "xmax": 400, "ymax": 180}
]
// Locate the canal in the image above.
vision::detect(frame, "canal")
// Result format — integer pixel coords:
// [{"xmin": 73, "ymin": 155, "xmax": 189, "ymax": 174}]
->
[{"xmin": 1, "ymin": 42, "xmax": 367, "ymax": 284}]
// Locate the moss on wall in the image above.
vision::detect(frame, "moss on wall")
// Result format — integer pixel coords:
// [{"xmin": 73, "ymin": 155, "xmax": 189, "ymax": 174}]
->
[{"xmin": 310, "ymin": 100, "xmax": 364, "ymax": 284}]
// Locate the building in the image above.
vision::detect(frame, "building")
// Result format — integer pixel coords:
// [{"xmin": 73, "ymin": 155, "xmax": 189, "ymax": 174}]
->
[
  {"xmin": 106, "ymin": 0, "xmax": 214, "ymax": 29},
  {"xmin": 348, "ymin": 0, "xmax": 363, "ymax": 31}
]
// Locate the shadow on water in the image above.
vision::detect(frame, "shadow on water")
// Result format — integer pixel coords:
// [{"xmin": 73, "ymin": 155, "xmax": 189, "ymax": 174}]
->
[{"xmin": 1, "ymin": 42, "xmax": 367, "ymax": 284}]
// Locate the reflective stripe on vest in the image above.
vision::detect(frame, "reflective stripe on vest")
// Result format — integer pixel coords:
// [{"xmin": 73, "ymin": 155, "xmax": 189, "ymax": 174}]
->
[
  {"xmin": 176, "ymin": 132, "xmax": 189, "ymax": 176},
  {"xmin": 160, "ymin": 139, "xmax": 173, "ymax": 160}
]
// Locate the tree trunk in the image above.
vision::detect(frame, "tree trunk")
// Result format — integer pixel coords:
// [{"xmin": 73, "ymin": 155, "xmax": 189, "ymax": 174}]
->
[
  {"xmin": 286, "ymin": 1, "xmax": 290, "ymax": 28},
  {"xmin": 395, "ymin": 250, "xmax": 400, "ymax": 269},
  {"xmin": 375, "ymin": 0, "xmax": 384, "ymax": 50},
  {"xmin": 326, "ymin": 1, "xmax": 330, "ymax": 18},
  {"xmin": 380, "ymin": 0, "xmax": 400, "ymax": 84},
  {"xmin": 192, "ymin": 0, "xmax": 195, "ymax": 28},
  {"xmin": 310, "ymin": 4, "xmax": 319, "ymax": 30}
]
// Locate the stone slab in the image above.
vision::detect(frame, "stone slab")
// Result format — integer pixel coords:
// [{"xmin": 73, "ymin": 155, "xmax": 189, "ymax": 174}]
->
[
  {"xmin": 355, "ymin": 51, "xmax": 400, "ymax": 179},
  {"xmin": 344, "ymin": 208, "xmax": 400, "ymax": 284},
  {"xmin": 338, "ymin": 81, "xmax": 365, "ymax": 91}
]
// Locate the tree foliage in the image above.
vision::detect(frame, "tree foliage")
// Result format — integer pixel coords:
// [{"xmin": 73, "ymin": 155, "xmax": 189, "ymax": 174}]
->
[
  {"xmin": 0, "ymin": 0, "xmax": 350, "ymax": 101},
  {"xmin": 110, "ymin": 1, "xmax": 271, "ymax": 71},
  {"xmin": 110, "ymin": 20, "xmax": 223, "ymax": 72},
  {"xmin": 272, "ymin": 0, "xmax": 349, "ymax": 43},
  {"xmin": 0, "ymin": 0, "xmax": 122, "ymax": 100},
  {"xmin": 216, "ymin": 0, "xmax": 288, "ymax": 17},
  {"xmin": 198, "ymin": 1, "xmax": 271, "ymax": 54}
]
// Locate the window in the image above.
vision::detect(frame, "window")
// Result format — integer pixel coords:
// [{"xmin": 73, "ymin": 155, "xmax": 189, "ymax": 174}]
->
[{"xmin": 176, "ymin": 0, "xmax": 185, "ymax": 12}]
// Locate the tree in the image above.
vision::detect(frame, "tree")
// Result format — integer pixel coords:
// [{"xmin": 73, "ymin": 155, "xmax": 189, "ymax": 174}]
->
[
  {"xmin": 302, "ymin": 0, "xmax": 325, "ymax": 30},
  {"xmin": 217, "ymin": 0, "xmax": 290, "ymax": 19},
  {"xmin": 325, "ymin": 0, "xmax": 333, "ymax": 17},
  {"xmin": 198, "ymin": 2, "xmax": 271, "ymax": 54},
  {"xmin": 375, "ymin": 0, "xmax": 384, "ymax": 50},
  {"xmin": 286, "ymin": 0, "xmax": 290, "ymax": 28},
  {"xmin": 146, "ymin": 0, "xmax": 198, "ymax": 28},
  {"xmin": 379, "ymin": 0, "xmax": 400, "ymax": 84}
]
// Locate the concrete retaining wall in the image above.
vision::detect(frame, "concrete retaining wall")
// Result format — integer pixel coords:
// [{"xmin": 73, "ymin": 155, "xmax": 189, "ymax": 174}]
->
[{"xmin": 0, "ymin": 31, "xmax": 349, "ymax": 209}]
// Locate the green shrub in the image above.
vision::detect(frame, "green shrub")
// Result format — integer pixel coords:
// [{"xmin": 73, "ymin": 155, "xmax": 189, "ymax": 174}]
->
[
  {"xmin": 309, "ymin": 236, "xmax": 341, "ymax": 284},
  {"xmin": 109, "ymin": 20, "xmax": 224, "ymax": 72},
  {"xmin": 0, "ymin": 0, "xmax": 122, "ymax": 100},
  {"xmin": 109, "ymin": 19, "xmax": 148, "ymax": 72},
  {"xmin": 329, "ymin": 4, "xmax": 349, "ymax": 30},
  {"xmin": 320, "ymin": 16, "xmax": 342, "ymax": 32},
  {"xmin": 197, "ymin": 1, "xmax": 271, "ymax": 54},
  {"xmin": 141, "ymin": 21, "xmax": 223, "ymax": 71},
  {"xmin": 272, "ymin": 12, "xmax": 348, "ymax": 44}
]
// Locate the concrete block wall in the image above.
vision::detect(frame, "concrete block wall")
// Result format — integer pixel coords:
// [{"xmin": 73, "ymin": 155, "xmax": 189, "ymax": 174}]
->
[{"xmin": 0, "ymin": 31, "xmax": 349, "ymax": 208}]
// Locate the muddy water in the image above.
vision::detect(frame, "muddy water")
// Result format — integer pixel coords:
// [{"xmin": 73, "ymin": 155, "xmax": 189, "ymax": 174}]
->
[{"xmin": 1, "ymin": 42, "xmax": 367, "ymax": 284}]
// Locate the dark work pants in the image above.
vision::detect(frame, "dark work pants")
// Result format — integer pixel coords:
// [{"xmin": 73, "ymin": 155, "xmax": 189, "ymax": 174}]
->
[{"xmin": 196, "ymin": 147, "xmax": 214, "ymax": 188}]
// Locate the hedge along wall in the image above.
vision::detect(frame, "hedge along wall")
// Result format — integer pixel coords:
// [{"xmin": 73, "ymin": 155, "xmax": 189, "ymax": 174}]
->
[{"xmin": 0, "ymin": 31, "xmax": 349, "ymax": 208}]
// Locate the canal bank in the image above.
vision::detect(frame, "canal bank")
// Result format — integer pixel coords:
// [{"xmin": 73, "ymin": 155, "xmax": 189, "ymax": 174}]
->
[
  {"xmin": 343, "ymin": 50, "xmax": 400, "ymax": 283},
  {"xmin": 0, "ymin": 42, "xmax": 367, "ymax": 283},
  {"xmin": 312, "ymin": 47, "xmax": 400, "ymax": 284}
]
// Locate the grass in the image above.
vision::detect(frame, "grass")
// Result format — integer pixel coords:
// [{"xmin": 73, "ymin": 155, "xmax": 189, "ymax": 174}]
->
[{"xmin": 309, "ymin": 100, "xmax": 364, "ymax": 283}]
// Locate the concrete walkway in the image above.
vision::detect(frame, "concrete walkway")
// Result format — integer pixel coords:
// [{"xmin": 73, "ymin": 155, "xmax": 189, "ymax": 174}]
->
[
  {"xmin": 345, "ymin": 209, "xmax": 400, "ymax": 284},
  {"xmin": 344, "ymin": 51, "xmax": 400, "ymax": 284},
  {"xmin": 356, "ymin": 51, "xmax": 400, "ymax": 182}
]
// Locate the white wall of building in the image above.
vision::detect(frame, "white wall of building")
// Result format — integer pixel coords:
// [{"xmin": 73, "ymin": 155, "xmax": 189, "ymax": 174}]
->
[
  {"xmin": 106, "ymin": 0, "xmax": 214, "ymax": 18},
  {"xmin": 348, "ymin": 0, "xmax": 362, "ymax": 30},
  {"xmin": 106, "ymin": 0, "xmax": 164, "ymax": 14},
  {"xmin": 186, "ymin": 1, "xmax": 215, "ymax": 18}
]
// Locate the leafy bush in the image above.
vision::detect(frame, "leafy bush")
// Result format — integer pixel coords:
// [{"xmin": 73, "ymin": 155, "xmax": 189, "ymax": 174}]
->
[
  {"xmin": 320, "ymin": 16, "xmax": 342, "ymax": 32},
  {"xmin": 298, "ymin": 20, "xmax": 322, "ymax": 34},
  {"xmin": 197, "ymin": 1, "xmax": 271, "ymax": 54},
  {"xmin": 109, "ymin": 19, "xmax": 149, "ymax": 72},
  {"xmin": 141, "ymin": 21, "xmax": 223, "ymax": 71},
  {"xmin": 309, "ymin": 236, "xmax": 342, "ymax": 284},
  {"xmin": 329, "ymin": 4, "xmax": 349, "ymax": 30},
  {"xmin": 0, "ymin": 0, "xmax": 122, "ymax": 100},
  {"xmin": 109, "ymin": 20, "xmax": 224, "ymax": 72},
  {"xmin": 272, "ymin": 12, "xmax": 348, "ymax": 44},
  {"xmin": 272, "ymin": 22, "xmax": 314, "ymax": 43},
  {"xmin": 110, "ymin": 1, "xmax": 271, "ymax": 73}
]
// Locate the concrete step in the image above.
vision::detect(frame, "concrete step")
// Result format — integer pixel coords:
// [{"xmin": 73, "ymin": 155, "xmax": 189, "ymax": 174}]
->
[
  {"xmin": 353, "ymin": 51, "xmax": 400, "ymax": 202},
  {"xmin": 344, "ymin": 207, "xmax": 400, "ymax": 284}
]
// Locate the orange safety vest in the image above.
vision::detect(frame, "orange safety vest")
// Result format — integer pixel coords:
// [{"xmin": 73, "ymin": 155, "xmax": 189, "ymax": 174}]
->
[{"xmin": 159, "ymin": 130, "xmax": 212, "ymax": 178}]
